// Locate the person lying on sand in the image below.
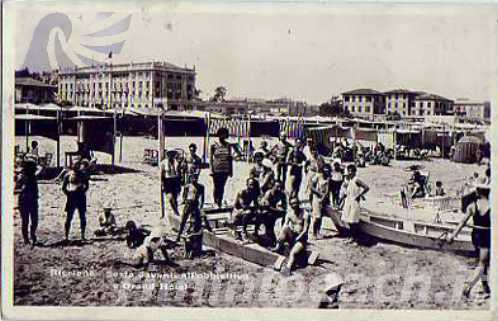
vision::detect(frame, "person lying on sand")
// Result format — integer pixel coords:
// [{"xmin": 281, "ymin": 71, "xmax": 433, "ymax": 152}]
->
[{"xmin": 272, "ymin": 197, "xmax": 310, "ymax": 276}]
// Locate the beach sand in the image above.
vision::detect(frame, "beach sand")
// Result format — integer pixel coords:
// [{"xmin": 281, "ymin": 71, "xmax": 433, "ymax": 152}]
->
[{"xmin": 12, "ymin": 135, "xmax": 489, "ymax": 309}]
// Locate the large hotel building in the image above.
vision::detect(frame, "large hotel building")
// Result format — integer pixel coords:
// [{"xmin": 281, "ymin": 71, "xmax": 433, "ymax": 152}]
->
[{"xmin": 57, "ymin": 61, "xmax": 196, "ymax": 110}]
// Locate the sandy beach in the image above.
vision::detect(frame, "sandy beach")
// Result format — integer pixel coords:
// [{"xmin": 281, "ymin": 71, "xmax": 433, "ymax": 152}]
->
[{"xmin": 13, "ymin": 135, "xmax": 489, "ymax": 309}]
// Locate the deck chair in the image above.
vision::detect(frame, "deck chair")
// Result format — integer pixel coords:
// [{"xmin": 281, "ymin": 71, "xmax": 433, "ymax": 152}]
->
[{"xmin": 142, "ymin": 149, "xmax": 159, "ymax": 166}]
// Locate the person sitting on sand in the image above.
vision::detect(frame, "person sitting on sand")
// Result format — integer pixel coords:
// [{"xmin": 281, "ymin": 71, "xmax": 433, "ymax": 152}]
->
[
  {"xmin": 249, "ymin": 151, "xmax": 275, "ymax": 195},
  {"xmin": 259, "ymin": 180, "xmax": 287, "ymax": 246},
  {"xmin": 125, "ymin": 220, "xmax": 151, "ymax": 248},
  {"xmin": 230, "ymin": 177, "xmax": 261, "ymax": 242},
  {"xmin": 181, "ymin": 143, "xmax": 203, "ymax": 185},
  {"xmin": 133, "ymin": 226, "xmax": 170, "ymax": 268},
  {"xmin": 62, "ymin": 160, "xmax": 89, "ymax": 241},
  {"xmin": 341, "ymin": 164, "xmax": 369, "ymax": 245},
  {"xmin": 408, "ymin": 170, "xmax": 427, "ymax": 199},
  {"xmin": 287, "ymin": 140, "xmax": 307, "ymax": 199},
  {"xmin": 434, "ymin": 181, "xmax": 446, "ymax": 197},
  {"xmin": 446, "ymin": 183, "xmax": 490, "ymax": 298},
  {"xmin": 94, "ymin": 208, "xmax": 117, "ymax": 237},
  {"xmin": 272, "ymin": 197, "xmax": 310, "ymax": 276},
  {"xmin": 310, "ymin": 163, "xmax": 331, "ymax": 240},
  {"xmin": 176, "ymin": 174, "xmax": 207, "ymax": 243},
  {"xmin": 161, "ymin": 150, "xmax": 182, "ymax": 219}
]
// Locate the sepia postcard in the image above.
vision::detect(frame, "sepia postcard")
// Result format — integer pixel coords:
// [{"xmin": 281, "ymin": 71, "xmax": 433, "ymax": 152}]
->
[{"xmin": 1, "ymin": 1, "xmax": 497, "ymax": 320}]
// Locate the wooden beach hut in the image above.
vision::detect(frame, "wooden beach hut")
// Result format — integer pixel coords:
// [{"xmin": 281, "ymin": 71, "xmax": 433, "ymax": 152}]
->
[{"xmin": 452, "ymin": 135, "xmax": 483, "ymax": 163}]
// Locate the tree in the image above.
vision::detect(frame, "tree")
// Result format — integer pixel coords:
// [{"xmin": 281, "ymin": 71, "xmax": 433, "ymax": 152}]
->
[
  {"xmin": 210, "ymin": 86, "xmax": 227, "ymax": 102},
  {"xmin": 319, "ymin": 96, "xmax": 346, "ymax": 117}
]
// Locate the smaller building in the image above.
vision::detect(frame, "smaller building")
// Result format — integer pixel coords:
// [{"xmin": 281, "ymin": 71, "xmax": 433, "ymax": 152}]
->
[
  {"xmin": 453, "ymin": 98, "xmax": 490, "ymax": 119},
  {"xmin": 341, "ymin": 88, "xmax": 385, "ymax": 119},
  {"xmin": 194, "ymin": 97, "xmax": 317, "ymax": 117},
  {"xmin": 413, "ymin": 93, "xmax": 453, "ymax": 116},
  {"xmin": 15, "ymin": 77, "xmax": 57, "ymax": 104}
]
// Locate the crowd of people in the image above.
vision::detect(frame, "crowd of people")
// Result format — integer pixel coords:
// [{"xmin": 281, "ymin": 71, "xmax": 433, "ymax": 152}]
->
[
  {"xmin": 13, "ymin": 127, "xmax": 491, "ymax": 293},
  {"xmin": 158, "ymin": 128, "xmax": 371, "ymax": 274}
]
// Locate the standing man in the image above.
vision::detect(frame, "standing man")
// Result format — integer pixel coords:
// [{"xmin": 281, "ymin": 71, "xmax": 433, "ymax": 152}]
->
[
  {"xmin": 161, "ymin": 150, "xmax": 182, "ymax": 219},
  {"xmin": 62, "ymin": 160, "xmax": 89, "ymax": 241},
  {"xmin": 287, "ymin": 139, "xmax": 307, "ymax": 198},
  {"xmin": 181, "ymin": 143, "xmax": 203, "ymax": 185},
  {"xmin": 210, "ymin": 127, "xmax": 239, "ymax": 208},
  {"xmin": 271, "ymin": 131, "xmax": 293, "ymax": 186},
  {"xmin": 305, "ymin": 144, "xmax": 325, "ymax": 203},
  {"xmin": 15, "ymin": 159, "xmax": 39, "ymax": 246}
]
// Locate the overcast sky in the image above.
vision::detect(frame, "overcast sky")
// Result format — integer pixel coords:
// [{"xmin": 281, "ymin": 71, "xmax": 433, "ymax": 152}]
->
[{"xmin": 7, "ymin": 2, "xmax": 498, "ymax": 104}]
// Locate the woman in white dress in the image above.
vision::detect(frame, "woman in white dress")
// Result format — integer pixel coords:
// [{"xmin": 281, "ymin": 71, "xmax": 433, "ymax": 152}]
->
[{"xmin": 341, "ymin": 164, "xmax": 369, "ymax": 244}]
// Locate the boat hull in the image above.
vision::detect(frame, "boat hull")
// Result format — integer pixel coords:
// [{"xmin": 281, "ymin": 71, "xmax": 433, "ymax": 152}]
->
[{"xmin": 359, "ymin": 211, "xmax": 475, "ymax": 254}]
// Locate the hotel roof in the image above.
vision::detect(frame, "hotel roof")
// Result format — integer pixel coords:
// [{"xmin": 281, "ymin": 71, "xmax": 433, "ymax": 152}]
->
[{"xmin": 341, "ymin": 88, "xmax": 383, "ymax": 95}]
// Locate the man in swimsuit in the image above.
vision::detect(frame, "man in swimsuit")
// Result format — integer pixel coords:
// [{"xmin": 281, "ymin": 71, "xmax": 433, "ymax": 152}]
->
[
  {"xmin": 272, "ymin": 197, "xmax": 310, "ymax": 275},
  {"xmin": 249, "ymin": 151, "xmax": 275, "ymax": 195},
  {"xmin": 62, "ymin": 160, "xmax": 89, "ymax": 241},
  {"xmin": 271, "ymin": 131, "xmax": 293, "ymax": 185},
  {"xmin": 259, "ymin": 180, "xmax": 287, "ymax": 246},
  {"xmin": 287, "ymin": 140, "xmax": 307, "ymax": 198},
  {"xmin": 231, "ymin": 178, "xmax": 261, "ymax": 242}
]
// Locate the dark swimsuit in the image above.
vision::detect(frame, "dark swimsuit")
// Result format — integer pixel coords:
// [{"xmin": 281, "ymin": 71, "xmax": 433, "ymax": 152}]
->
[{"xmin": 471, "ymin": 202, "xmax": 491, "ymax": 249}]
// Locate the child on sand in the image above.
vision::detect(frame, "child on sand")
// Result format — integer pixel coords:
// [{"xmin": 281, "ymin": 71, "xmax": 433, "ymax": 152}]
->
[
  {"xmin": 176, "ymin": 174, "xmax": 206, "ymax": 242},
  {"xmin": 94, "ymin": 208, "xmax": 117, "ymax": 237},
  {"xmin": 434, "ymin": 181, "xmax": 446, "ymax": 197}
]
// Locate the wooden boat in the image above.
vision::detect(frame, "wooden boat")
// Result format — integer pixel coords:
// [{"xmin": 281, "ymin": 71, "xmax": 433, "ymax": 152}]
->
[
  {"xmin": 167, "ymin": 206, "xmax": 319, "ymax": 271},
  {"xmin": 358, "ymin": 209, "xmax": 475, "ymax": 254}
]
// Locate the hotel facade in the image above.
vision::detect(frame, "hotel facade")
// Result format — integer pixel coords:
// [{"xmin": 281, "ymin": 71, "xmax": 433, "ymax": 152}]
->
[
  {"xmin": 57, "ymin": 61, "xmax": 196, "ymax": 111},
  {"xmin": 342, "ymin": 88, "xmax": 454, "ymax": 119},
  {"xmin": 341, "ymin": 88, "xmax": 385, "ymax": 119}
]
